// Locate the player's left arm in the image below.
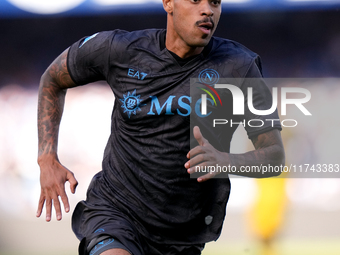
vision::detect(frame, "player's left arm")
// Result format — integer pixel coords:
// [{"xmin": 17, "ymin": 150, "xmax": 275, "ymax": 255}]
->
[{"xmin": 185, "ymin": 126, "xmax": 285, "ymax": 182}]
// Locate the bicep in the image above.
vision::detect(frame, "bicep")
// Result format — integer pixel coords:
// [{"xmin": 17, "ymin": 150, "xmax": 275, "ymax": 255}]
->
[
  {"xmin": 251, "ymin": 129, "xmax": 284, "ymax": 151},
  {"xmin": 251, "ymin": 129, "xmax": 285, "ymax": 166},
  {"xmin": 41, "ymin": 48, "xmax": 77, "ymax": 90}
]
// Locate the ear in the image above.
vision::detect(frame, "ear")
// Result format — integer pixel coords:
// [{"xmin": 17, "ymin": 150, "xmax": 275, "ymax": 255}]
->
[{"xmin": 163, "ymin": 0, "xmax": 173, "ymax": 14}]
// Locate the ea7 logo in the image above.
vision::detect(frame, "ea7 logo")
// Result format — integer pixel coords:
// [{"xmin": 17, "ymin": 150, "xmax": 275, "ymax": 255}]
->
[
  {"xmin": 127, "ymin": 68, "xmax": 148, "ymax": 80},
  {"xmin": 201, "ymin": 84, "xmax": 312, "ymax": 116}
]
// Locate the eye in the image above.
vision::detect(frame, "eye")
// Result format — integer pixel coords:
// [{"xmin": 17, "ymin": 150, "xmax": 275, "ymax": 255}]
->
[
  {"xmin": 191, "ymin": 0, "xmax": 200, "ymax": 3},
  {"xmin": 211, "ymin": 0, "xmax": 221, "ymax": 6}
]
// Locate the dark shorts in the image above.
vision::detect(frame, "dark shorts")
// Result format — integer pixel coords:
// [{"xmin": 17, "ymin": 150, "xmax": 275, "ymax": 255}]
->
[
  {"xmin": 89, "ymin": 237, "xmax": 131, "ymax": 255},
  {"xmin": 72, "ymin": 172, "xmax": 205, "ymax": 255},
  {"xmin": 88, "ymin": 235, "xmax": 204, "ymax": 255}
]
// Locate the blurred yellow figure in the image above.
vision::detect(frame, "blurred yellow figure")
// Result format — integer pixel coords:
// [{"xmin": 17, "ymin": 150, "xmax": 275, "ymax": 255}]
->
[
  {"xmin": 248, "ymin": 176, "xmax": 287, "ymax": 255},
  {"xmin": 246, "ymin": 121, "xmax": 292, "ymax": 255}
]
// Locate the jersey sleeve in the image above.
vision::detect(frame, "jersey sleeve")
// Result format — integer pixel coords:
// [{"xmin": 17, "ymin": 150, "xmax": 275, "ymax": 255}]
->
[
  {"xmin": 67, "ymin": 31, "xmax": 115, "ymax": 85},
  {"xmin": 241, "ymin": 56, "xmax": 282, "ymax": 139}
]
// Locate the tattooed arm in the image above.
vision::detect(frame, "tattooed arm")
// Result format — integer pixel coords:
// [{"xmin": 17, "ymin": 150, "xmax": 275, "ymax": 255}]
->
[
  {"xmin": 37, "ymin": 48, "xmax": 78, "ymax": 221},
  {"xmin": 185, "ymin": 127, "xmax": 285, "ymax": 181}
]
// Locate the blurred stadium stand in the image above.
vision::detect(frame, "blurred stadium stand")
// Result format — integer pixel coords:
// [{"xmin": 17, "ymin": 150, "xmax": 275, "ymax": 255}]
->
[
  {"xmin": 1, "ymin": 0, "xmax": 340, "ymax": 88},
  {"xmin": 1, "ymin": 0, "xmax": 340, "ymax": 17}
]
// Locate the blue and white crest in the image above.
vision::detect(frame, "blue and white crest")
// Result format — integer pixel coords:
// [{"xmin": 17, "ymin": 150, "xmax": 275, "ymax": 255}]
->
[
  {"xmin": 198, "ymin": 69, "xmax": 220, "ymax": 86},
  {"xmin": 119, "ymin": 90, "xmax": 145, "ymax": 118}
]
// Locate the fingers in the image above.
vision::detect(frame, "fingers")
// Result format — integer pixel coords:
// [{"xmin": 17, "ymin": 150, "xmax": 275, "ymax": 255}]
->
[
  {"xmin": 36, "ymin": 194, "xmax": 45, "ymax": 218},
  {"xmin": 185, "ymin": 126, "xmax": 205, "ymax": 170},
  {"xmin": 37, "ymin": 194, "xmax": 67, "ymax": 221},
  {"xmin": 186, "ymin": 126, "xmax": 209, "ymax": 159},
  {"xmin": 197, "ymin": 171, "xmax": 218, "ymax": 182},
  {"xmin": 45, "ymin": 196, "xmax": 53, "ymax": 222},
  {"xmin": 193, "ymin": 126, "xmax": 208, "ymax": 146},
  {"xmin": 53, "ymin": 195, "xmax": 62, "ymax": 221},
  {"xmin": 186, "ymin": 126, "xmax": 210, "ymax": 168},
  {"xmin": 36, "ymin": 192, "xmax": 53, "ymax": 222},
  {"xmin": 186, "ymin": 126, "xmax": 223, "ymax": 182},
  {"xmin": 186, "ymin": 160, "xmax": 220, "ymax": 182},
  {"xmin": 60, "ymin": 189, "xmax": 70, "ymax": 213},
  {"xmin": 37, "ymin": 160, "xmax": 78, "ymax": 221},
  {"xmin": 37, "ymin": 177, "xmax": 77, "ymax": 221},
  {"xmin": 185, "ymin": 151, "xmax": 205, "ymax": 170},
  {"xmin": 68, "ymin": 172, "xmax": 78, "ymax": 194},
  {"xmin": 37, "ymin": 191, "xmax": 62, "ymax": 221},
  {"xmin": 61, "ymin": 172, "xmax": 78, "ymax": 213}
]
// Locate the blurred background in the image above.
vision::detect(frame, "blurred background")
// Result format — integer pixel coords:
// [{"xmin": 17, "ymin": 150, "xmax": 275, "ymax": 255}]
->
[{"xmin": 1, "ymin": 0, "xmax": 340, "ymax": 254}]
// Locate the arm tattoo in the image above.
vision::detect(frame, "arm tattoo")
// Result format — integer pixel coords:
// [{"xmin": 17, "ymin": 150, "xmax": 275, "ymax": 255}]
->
[
  {"xmin": 37, "ymin": 49, "xmax": 76, "ymax": 158},
  {"xmin": 229, "ymin": 129, "xmax": 285, "ymax": 177},
  {"xmin": 249, "ymin": 130, "xmax": 284, "ymax": 165}
]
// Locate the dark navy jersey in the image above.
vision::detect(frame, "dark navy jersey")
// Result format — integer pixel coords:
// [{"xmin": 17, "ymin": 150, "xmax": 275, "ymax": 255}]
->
[{"xmin": 67, "ymin": 29, "xmax": 281, "ymax": 244}]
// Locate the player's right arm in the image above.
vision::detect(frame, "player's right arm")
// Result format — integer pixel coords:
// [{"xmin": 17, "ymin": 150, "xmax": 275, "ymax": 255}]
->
[{"xmin": 37, "ymin": 48, "xmax": 79, "ymax": 222}]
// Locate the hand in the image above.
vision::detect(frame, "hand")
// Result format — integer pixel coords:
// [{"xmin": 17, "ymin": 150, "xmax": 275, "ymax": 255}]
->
[
  {"xmin": 36, "ymin": 158, "xmax": 78, "ymax": 221},
  {"xmin": 185, "ymin": 126, "xmax": 229, "ymax": 182}
]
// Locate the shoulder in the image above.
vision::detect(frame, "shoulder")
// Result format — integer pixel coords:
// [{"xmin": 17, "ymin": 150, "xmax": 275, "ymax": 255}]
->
[
  {"xmin": 95, "ymin": 28, "xmax": 162, "ymax": 56},
  {"xmin": 110, "ymin": 28, "xmax": 162, "ymax": 46},
  {"xmin": 211, "ymin": 36, "xmax": 259, "ymax": 60},
  {"xmin": 209, "ymin": 36, "xmax": 262, "ymax": 77},
  {"xmin": 73, "ymin": 29, "xmax": 162, "ymax": 49},
  {"xmin": 113, "ymin": 28, "xmax": 162, "ymax": 39}
]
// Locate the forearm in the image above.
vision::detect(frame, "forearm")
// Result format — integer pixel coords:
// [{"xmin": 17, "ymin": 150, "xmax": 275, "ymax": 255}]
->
[
  {"xmin": 37, "ymin": 48, "xmax": 75, "ymax": 163},
  {"xmin": 187, "ymin": 128, "xmax": 285, "ymax": 181},
  {"xmin": 228, "ymin": 141, "xmax": 285, "ymax": 177},
  {"xmin": 37, "ymin": 75, "xmax": 66, "ymax": 160}
]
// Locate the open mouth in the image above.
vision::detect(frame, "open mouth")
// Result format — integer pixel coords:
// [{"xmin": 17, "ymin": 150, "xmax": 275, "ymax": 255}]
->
[
  {"xmin": 197, "ymin": 19, "xmax": 214, "ymax": 35},
  {"xmin": 198, "ymin": 23, "xmax": 213, "ymax": 34},
  {"xmin": 199, "ymin": 23, "xmax": 213, "ymax": 30}
]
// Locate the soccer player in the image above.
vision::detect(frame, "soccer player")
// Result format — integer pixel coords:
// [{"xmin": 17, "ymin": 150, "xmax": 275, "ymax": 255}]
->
[{"xmin": 36, "ymin": 0, "xmax": 285, "ymax": 254}]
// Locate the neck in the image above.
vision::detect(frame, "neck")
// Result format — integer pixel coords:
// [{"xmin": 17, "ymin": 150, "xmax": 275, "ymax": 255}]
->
[{"xmin": 165, "ymin": 27, "xmax": 204, "ymax": 59}]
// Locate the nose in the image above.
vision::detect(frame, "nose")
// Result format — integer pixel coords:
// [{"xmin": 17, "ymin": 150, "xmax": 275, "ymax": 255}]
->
[{"xmin": 200, "ymin": 1, "xmax": 214, "ymax": 16}]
